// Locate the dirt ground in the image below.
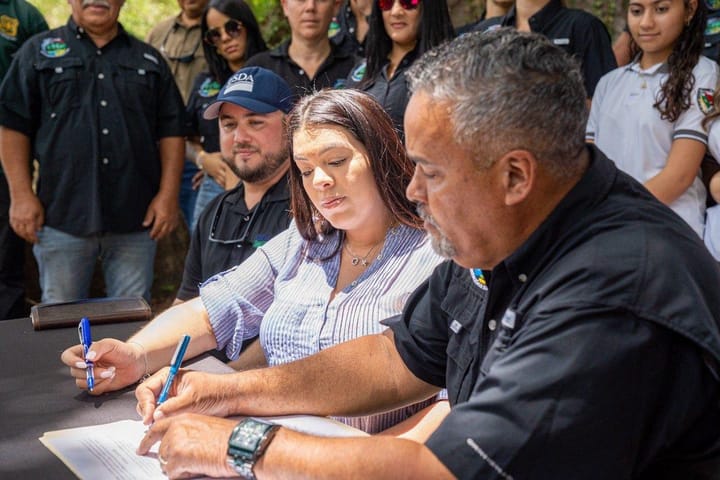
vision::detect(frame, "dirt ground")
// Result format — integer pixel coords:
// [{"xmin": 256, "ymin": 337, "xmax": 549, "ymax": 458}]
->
[{"xmin": 22, "ymin": 222, "xmax": 190, "ymax": 317}]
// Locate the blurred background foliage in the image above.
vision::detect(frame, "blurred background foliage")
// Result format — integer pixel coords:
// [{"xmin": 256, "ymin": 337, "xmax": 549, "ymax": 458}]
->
[{"xmin": 28, "ymin": 0, "xmax": 626, "ymax": 44}]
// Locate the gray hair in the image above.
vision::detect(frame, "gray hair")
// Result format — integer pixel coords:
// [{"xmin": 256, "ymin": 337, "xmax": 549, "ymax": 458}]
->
[{"xmin": 406, "ymin": 29, "xmax": 588, "ymax": 179}]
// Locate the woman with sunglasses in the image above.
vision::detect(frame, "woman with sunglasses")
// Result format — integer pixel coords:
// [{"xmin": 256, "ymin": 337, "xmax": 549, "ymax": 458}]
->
[
  {"xmin": 186, "ymin": 0, "xmax": 268, "ymax": 230},
  {"xmin": 62, "ymin": 89, "xmax": 448, "ymax": 439},
  {"xmin": 346, "ymin": 0, "xmax": 454, "ymax": 137},
  {"xmin": 587, "ymin": 0, "xmax": 718, "ymax": 238}
]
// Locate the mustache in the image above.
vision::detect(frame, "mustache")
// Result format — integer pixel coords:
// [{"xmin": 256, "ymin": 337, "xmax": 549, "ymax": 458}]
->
[
  {"xmin": 417, "ymin": 205, "xmax": 437, "ymax": 227},
  {"xmin": 82, "ymin": 0, "xmax": 110, "ymax": 8},
  {"xmin": 232, "ymin": 143, "xmax": 258, "ymax": 154}
]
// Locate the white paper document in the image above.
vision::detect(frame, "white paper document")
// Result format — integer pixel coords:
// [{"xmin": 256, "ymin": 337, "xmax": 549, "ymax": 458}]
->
[{"xmin": 40, "ymin": 415, "xmax": 366, "ymax": 479}]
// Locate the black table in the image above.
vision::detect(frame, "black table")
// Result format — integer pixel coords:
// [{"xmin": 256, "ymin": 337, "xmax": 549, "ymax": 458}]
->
[{"xmin": 0, "ymin": 317, "xmax": 148, "ymax": 478}]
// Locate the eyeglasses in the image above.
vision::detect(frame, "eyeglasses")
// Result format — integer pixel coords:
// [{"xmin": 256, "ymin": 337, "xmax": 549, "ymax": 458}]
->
[
  {"xmin": 160, "ymin": 27, "xmax": 201, "ymax": 64},
  {"xmin": 377, "ymin": 0, "xmax": 420, "ymax": 12},
  {"xmin": 208, "ymin": 191, "xmax": 260, "ymax": 245},
  {"xmin": 204, "ymin": 19, "xmax": 245, "ymax": 46}
]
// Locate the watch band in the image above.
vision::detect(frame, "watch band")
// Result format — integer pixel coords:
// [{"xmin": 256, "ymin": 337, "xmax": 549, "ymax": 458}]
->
[{"xmin": 227, "ymin": 418, "xmax": 281, "ymax": 479}]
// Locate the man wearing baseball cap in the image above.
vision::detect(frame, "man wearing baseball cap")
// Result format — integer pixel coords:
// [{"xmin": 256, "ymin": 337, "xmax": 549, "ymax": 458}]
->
[{"xmin": 176, "ymin": 67, "xmax": 293, "ymax": 367}]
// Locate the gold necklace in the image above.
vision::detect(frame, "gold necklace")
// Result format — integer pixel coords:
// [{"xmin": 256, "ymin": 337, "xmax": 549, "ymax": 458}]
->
[{"xmin": 344, "ymin": 239, "xmax": 383, "ymax": 267}]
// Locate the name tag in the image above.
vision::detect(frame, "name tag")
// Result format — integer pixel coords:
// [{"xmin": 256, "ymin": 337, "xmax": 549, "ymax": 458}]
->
[
  {"xmin": 553, "ymin": 38, "xmax": 570, "ymax": 46},
  {"xmin": 501, "ymin": 309, "xmax": 516, "ymax": 329}
]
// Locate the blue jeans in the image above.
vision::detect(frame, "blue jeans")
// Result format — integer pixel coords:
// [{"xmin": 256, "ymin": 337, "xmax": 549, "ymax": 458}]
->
[
  {"xmin": 180, "ymin": 159, "xmax": 200, "ymax": 227},
  {"xmin": 33, "ymin": 227, "xmax": 156, "ymax": 303},
  {"xmin": 191, "ymin": 174, "xmax": 224, "ymax": 232}
]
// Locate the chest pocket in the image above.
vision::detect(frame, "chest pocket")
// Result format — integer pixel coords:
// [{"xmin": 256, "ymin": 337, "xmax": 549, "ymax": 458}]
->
[
  {"xmin": 114, "ymin": 59, "xmax": 161, "ymax": 114},
  {"xmin": 35, "ymin": 56, "xmax": 84, "ymax": 111},
  {"xmin": 443, "ymin": 278, "xmax": 486, "ymax": 404}
]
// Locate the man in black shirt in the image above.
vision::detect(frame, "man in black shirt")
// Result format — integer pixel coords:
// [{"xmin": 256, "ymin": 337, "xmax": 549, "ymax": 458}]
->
[
  {"xmin": 473, "ymin": 0, "xmax": 617, "ymax": 98},
  {"xmin": 136, "ymin": 31, "xmax": 720, "ymax": 479},
  {"xmin": 175, "ymin": 67, "xmax": 293, "ymax": 304},
  {"xmin": 0, "ymin": 0, "xmax": 185, "ymax": 303}
]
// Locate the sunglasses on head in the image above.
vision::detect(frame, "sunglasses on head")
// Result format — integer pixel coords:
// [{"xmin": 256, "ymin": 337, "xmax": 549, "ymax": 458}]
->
[
  {"xmin": 204, "ymin": 19, "xmax": 245, "ymax": 46},
  {"xmin": 377, "ymin": 0, "xmax": 420, "ymax": 11}
]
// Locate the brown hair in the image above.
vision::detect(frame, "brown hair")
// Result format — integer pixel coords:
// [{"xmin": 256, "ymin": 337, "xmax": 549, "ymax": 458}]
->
[{"xmin": 287, "ymin": 89, "xmax": 421, "ymax": 241}]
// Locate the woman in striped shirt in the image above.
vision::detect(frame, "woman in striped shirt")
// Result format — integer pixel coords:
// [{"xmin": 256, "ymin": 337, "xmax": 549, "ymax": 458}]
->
[{"xmin": 63, "ymin": 89, "xmax": 447, "ymax": 439}]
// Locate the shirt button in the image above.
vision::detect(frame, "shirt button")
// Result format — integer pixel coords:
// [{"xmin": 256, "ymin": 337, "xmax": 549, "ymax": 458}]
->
[
  {"xmin": 102, "ymin": 157, "xmax": 109, "ymax": 165},
  {"xmin": 50, "ymin": 112, "xmax": 56, "ymax": 119},
  {"xmin": 518, "ymin": 273, "xmax": 528, "ymax": 283},
  {"xmin": 488, "ymin": 319, "xmax": 497, "ymax": 331},
  {"xmin": 102, "ymin": 128, "xmax": 109, "ymax": 135},
  {"xmin": 298, "ymin": 69, "xmax": 305, "ymax": 76},
  {"xmin": 376, "ymin": 254, "xmax": 382, "ymax": 261},
  {"xmin": 100, "ymin": 100, "xmax": 107, "ymax": 107},
  {"xmin": 351, "ymin": 280, "xmax": 357, "ymax": 287},
  {"xmin": 97, "ymin": 73, "xmax": 105, "ymax": 79},
  {"xmin": 96, "ymin": 50, "xmax": 102, "ymax": 55}
]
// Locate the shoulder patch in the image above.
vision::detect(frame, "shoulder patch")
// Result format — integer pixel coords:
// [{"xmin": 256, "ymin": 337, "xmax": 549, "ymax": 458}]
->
[
  {"xmin": 706, "ymin": 17, "xmax": 720, "ymax": 36},
  {"xmin": 350, "ymin": 61, "xmax": 366, "ymax": 83},
  {"xmin": 0, "ymin": 15, "xmax": 19, "ymax": 40},
  {"xmin": 199, "ymin": 77, "xmax": 221, "ymax": 98},
  {"xmin": 697, "ymin": 88, "xmax": 715, "ymax": 114},
  {"xmin": 40, "ymin": 37, "xmax": 69, "ymax": 58}
]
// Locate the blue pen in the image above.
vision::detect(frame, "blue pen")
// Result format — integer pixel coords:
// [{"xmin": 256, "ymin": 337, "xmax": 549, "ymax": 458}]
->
[
  {"xmin": 157, "ymin": 334, "xmax": 191, "ymax": 405},
  {"xmin": 78, "ymin": 317, "xmax": 95, "ymax": 392}
]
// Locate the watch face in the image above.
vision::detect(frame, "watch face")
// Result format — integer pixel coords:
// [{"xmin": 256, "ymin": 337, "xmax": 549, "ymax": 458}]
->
[{"xmin": 229, "ymin": 419, "xmax": 274, "ymax": 455}]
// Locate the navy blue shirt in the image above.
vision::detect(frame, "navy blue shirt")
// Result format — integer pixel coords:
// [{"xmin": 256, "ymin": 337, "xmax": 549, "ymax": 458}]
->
[
  {"xmin": 0, "ymin": 18, "xmax": 185, "ymax": 236},
  {"xmin": 473, "ymin": 0, "xmax": 617, "ymax": 97},
  {"xmin": 391, "ymin": 146, "xmax": 720, "ymax": 478},
  {"xmin": 185, "ymin": 71, "xmax": 221, "ymax": 153}
]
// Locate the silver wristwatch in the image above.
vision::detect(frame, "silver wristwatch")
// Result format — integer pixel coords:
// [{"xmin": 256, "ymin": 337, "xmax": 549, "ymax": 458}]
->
[{"xmin": 227, "ymin": 418, "xmax": 281, "ymax": 479}]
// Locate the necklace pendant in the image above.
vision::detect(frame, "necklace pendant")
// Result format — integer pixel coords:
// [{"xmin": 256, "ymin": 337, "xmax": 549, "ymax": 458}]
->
[
  {"xmin": 351, "ymin": 257, "xmax": 360, "ymax": 266},
  {"xmin": 360, "ymin": 259, "xmax": 368, "ymax": 267}
]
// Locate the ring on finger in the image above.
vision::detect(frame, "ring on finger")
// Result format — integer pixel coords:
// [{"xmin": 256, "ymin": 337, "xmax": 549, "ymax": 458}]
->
[{"xmin": 158, "ymin": 453, "xmax": 169, "ymax": 466}]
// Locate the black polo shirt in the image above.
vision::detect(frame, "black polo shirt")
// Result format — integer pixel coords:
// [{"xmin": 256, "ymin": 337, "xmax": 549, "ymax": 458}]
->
[
  {"xmin": 0, "ymin": 18, "xmax": 185, "ymax": 236},
  {"xmin": 185, "ymin": 71, "xmax": 221, "ymax": 152},
  {"xmin": 345, "ymin": 49, "xmax": 418, "ymax": 138},
  {"xmin": 245, "ymin": 40, "xmax": 356, "ymax": 100},
  {"xmin": 391, "ymin": 146, "xmax": 720, "ymax": 478},
  {"xmin": 177, "ymin": 174, "xmax": 291, "ymax": 300},
  {"xmin": 330, "ymin": 0, "xmax": 366, "ymax": 57},
  {"xmin": 473, "ymin": 0, "xmax": 617, "ymax": 97}
]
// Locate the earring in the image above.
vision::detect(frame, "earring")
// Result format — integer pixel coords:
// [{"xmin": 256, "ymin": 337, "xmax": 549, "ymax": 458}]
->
[{"xmin": 311, "ymin": 210, "xmax": 326, "ymax": 242}]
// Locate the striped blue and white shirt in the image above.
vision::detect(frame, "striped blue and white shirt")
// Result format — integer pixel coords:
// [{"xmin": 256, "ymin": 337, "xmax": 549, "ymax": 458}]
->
[{"xmin": 200, "ymin": 221, "xmax": 445, "ymax": 433}]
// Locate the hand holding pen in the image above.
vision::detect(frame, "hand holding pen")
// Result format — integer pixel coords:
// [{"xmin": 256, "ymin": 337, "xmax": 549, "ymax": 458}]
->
[
  {"xmin": 78, "ymin": 317, "xmax": 95, "ymax": 392},
  {"xmin": 157, "ymin": 334, "xmax": 191, "ymax": 405}
]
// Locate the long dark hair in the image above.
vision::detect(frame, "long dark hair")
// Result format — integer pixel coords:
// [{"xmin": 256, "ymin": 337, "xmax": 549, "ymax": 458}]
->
[
  {"xmin": 362, "ymin": 0, "xmax": 455, "ymax": 85},
  {"xmin": 287, "ymin": 89, "xmax": 422, "ymax": 241},
  {"xmin": 630, "ymin": 0, "xmax": 706, "ymax": 122},
  {"xmin": 202, "ymin": 0, "xmax": 267, "ymax": 84}
]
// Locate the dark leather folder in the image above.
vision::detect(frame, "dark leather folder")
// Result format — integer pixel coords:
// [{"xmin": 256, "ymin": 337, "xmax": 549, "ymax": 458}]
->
[{"xmin": 30, "ymin": 297, "xmax": 152, "ymax": 330}]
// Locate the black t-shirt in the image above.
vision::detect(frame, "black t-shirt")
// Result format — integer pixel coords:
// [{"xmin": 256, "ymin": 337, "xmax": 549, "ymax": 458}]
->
[
  {"xmin": 177, "ymin": 175, "xmax": 291, "ymax": 300},
  {"xmin": 245, "ymin": 40, "xmax": 357, "ymax": 101},
  {"xmin": 473, "ymin": 0, "xmax": 617, "ymax": 97},
  {"xmin": 0, "ymin": 18, "xmax": 185, "ymax": 235},
  {"xmin": 391, "ymin": 146, "xmax": 720, "ymax": 478}
]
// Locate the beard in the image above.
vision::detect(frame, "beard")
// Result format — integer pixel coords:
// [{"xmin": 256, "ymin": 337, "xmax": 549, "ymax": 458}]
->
[
  {"xmin": 223, "ymin": 143, "xmax": 289, "ymax": 184},
  {"xmin": 417, "ymin": 205, "xmax": 457, "ymax": 259}
]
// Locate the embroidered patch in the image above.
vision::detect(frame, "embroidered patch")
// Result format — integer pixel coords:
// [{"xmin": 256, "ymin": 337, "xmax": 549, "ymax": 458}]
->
[
  {"xmin": 471, "ymin": 268, "xmax": 488, "ymax": 290},
  {"xmin": 697, "ymin": 88, "xmax": 715, "ymax": 114},
  {"xmin": 706, "ymin": 17, "xmax": 720, "ymax": 35},
  {"xmin": 199, "ymin": 77, "xmax": 221, "ymax": 98},
  {"xmin": 552, "ymin": 37, "xmax": 570, "ymax": 45},
  {"xmin": 40, "ymin": 37, "xmax": 69, "ymax": 58},
  {"xmin": 350, "ymin": 61, "xmax": 366, "ymax": 83},
  {"xmin": 0, "ymin": 15, "xmax": 19, "ymax": 40}
]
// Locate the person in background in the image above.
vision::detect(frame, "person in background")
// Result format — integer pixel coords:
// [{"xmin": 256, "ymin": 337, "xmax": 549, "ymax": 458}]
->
[
  {"xmin": 130, "ymin": 30, "xmax": 720, "ymax": 479},
  {"xmin": 62, "ymin": 88, "xmax": 447, "ymax": 438},
  {"xmin": 0, "ymin": 0, "xmax": 185, "ymax": 303},
  {"xmin": 0, "ymin": 0, "xmax": 48, "ymax": 320},
  {"xmin": 472, "ymin": 0, "xmax": 617, "ymax": 99},
  {"xmin": 330, "ymin": 0, "xmax": 372, "ymax": 56},
  {"xmin": 246, "ymin": 0, "xmax": 356, "ymax": 99},
  {"xmin": 146, "ymin": 0, "xmax": 209, "ymax": 227},
  {"xmin": 345, "ymin": 0, "xmax": 454, "ymax": 136},
  {"xmin": 187, "ymin": 0, "xmax": 268, "ymax": 230},
  {"xmin": 176, "ymin": 67, "xmax": 292, "ymax": 306},
  {"xmin": 456, "ymin": 0, "xmax": 514, "ymax": 35},
  {"xmin": 587, "ymin": 0, "xmax": 718, "ymax": 238}
]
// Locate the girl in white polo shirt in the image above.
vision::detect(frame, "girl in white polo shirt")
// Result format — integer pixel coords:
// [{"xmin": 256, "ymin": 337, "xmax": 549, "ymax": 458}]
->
[{"xmin": 587, "ymin": 0, "xmax": 718, "ymax": 237}]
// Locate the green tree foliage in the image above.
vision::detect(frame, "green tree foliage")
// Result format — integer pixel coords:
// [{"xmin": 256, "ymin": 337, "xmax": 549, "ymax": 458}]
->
[{"xmin": 29, "ymin": 0, "xmax": 290, "ymax": 44}]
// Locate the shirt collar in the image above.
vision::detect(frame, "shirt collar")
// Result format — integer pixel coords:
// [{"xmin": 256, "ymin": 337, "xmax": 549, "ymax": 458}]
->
[
  {"xmin": 503, "ymin": 0, "xmax": 563, "ymax": 30},
  {"xmin": 67, "ymin": 16, "xmax": 130, "ymax": 45},
  {"xmin": 272, "ymin": 39, "xmax": 352, "ymax": 60},
  {"xmin": 627, "ymin": 58, "xmax": 670, "ymax": 75},
  {"xmin": 497, "ymin": 145, "xmax": 616, "ymax": 286}
]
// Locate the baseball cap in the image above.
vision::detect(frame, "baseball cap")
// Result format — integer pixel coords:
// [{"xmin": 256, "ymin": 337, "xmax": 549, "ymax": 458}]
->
[{"xmin": 203, "ymin": 66, "xmax": 294, "ymax": 119}]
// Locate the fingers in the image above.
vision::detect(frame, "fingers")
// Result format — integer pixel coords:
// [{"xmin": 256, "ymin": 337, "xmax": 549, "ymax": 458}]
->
[
  {"xmin": 137, "ymin": 417, "xmax": 170, "ymax": 455},
  {"xmin": 135, "ymin": 368, "xmax": 169, "ymax": 424}
]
